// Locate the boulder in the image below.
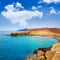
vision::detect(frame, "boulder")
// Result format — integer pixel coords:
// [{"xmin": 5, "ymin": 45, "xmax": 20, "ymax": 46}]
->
[
  {"xmin": 44, "ymin": 47, "xmax": 60, "ymax": 60},
  {"xmin": 45, "ymin": 51, "xmax": 55, "ymax": 60},
  {"xmin": 50, "ymin": 43, "xmax": 60, "ymax": 60},
  {"xmin": 37, "ymin": 50, "xmax": 45, "ymax": 56},
  {"xmin": 36, "ymin": 55, "xmax": 45, "ymax": 60},
  {"xmin": 51, "ymin": 43, "xmax": 60, "ymax": 52},
  {"xmin": 52, "ymin": 51, "xmax": 60, "ymax": 60},
  {"xmin": 26, "ymin": 56, "xmax": 36, "ymax": 60}
]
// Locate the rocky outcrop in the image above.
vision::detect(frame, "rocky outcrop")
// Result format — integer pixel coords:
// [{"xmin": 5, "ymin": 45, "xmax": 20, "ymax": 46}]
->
[
  {"xmin": 26, "ymin": 49, "xmax": 46, "ymax": 60},
  {"xmin": 52, "ymin": 51, "xmax": 60, "ymax": 60},
  {"xmin": 26, "ymin": 47, "xmax": 51, "ymax": 60},
  {"xmin": 26, "ymin": 43, "xmax": 60, "ymax": 60},
  {"xmin": 46, "ymin": 43, "xmax": 60, "ymax": 60},
  {"xmin": 51, "ymin": 43, "xmax": 60, "ymax": 51},
  {"xmin": 46, "ymin": 51, "xmax": 55, "ymax": 60},
  {"xmin": 11, "ymin": 32, "xmax": 29, "ymax": 36}
]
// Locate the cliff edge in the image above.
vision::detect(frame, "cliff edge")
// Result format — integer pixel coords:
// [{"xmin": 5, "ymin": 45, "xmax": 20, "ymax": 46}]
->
[{"xmin": 26, "ymin": 43, "xmax": 60, "ymax": 60}]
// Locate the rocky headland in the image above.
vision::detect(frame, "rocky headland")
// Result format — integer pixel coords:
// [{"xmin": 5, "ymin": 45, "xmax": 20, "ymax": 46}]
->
[{"xmin": 11, "ymin": 28, "xmax": 60, "ymax": 42}]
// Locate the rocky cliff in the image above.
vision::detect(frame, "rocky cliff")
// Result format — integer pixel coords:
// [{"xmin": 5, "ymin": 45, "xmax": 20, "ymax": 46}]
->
[{"xmin": 26, "ymin": 43, "xmax": 60, "ymax": 60}]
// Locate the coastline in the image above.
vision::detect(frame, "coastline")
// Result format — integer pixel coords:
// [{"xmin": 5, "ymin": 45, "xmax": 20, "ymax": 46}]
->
[
  {"xmin": 25, "ymin": 36, "xmax": 60, "ymax": 60},
  {"xmin": 10, "ymin": 28, "xmax": 60, "ymax": 60},
  {"xmin": 10, "ymin": 28, "xmax": 60, "ymax": 42}
]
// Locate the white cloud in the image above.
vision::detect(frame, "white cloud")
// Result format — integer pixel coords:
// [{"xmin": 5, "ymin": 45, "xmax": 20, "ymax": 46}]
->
[
  {"xmin": 16, "ymin": 2, "xmax": 24, "ymax": 8},
  {"xmin": 49, "ymin": 7, "xmax": 57, "ymax": 14},
  {"xmin": 5, "ymin": 4, "xmax": 15, "ymax": 11},
  {"xmin": 32, "ymin": 6, "xmax": 42, "ymax": 10},
  {"xmin": 43, "ymin": 0, "xmax": 52, "ymax": 3},
  {"xmin": 38, "ymin": 0, "xmax": 60, "ymax": 4},
  {"xmin": 32, "ymin": 6, "xmax": 37, "ymax": 10},
  {"xmin": 2, "ymin": 2, "xmax": 43, "ymax": 26}
]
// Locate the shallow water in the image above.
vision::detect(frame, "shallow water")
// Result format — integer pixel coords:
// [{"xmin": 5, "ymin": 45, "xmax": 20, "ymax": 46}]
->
[{"xmin": 0, "ymin": 32, "xmax": 58, "ymax": 60}]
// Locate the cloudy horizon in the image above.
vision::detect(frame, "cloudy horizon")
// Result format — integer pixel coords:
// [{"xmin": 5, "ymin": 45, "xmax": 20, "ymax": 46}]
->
[{"xmin": 0, "ymin": 0, "xmax": 60, "ymax": 31}]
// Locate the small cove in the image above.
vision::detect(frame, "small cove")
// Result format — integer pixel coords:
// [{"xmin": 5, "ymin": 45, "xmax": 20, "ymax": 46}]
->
[{"xmin": 0, "ymin": 32, "xmax": 58, "ymax": 60}]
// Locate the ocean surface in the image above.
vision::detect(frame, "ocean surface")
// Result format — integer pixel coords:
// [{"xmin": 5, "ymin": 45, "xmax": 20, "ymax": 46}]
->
[{"xmin": 0, "ymin": 31, "xmax": 58, "ymax": 60}]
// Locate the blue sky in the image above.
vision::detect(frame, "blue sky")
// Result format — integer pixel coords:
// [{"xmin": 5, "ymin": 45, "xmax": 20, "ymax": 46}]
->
[{"xmin": 0, "ymin": 0, "xmax": 60, "ymax": 31}]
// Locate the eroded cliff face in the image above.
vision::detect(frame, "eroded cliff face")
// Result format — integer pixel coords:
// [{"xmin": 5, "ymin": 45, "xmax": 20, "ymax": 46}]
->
[
  {"xmin": 29, "ymin": 30, "xmax": 56, "ymax": 36},
  {"xmin": 46, "ymin": 43, "xmax": 60, "ymax": 60},
  {"xmin": 29, "ymin": 28, "xmax": 60, "ymax": 36},
  {"xmin": 11, "ymin": 28, "xmax": 60, "ymax": 36},
  {"xmin": 26, "ymin": 43, "xmax": 60, "ymax": 60}
]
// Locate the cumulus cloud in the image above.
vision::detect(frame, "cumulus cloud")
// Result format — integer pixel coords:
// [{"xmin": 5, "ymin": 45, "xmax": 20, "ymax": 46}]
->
[
  {"xmin": 43, "ymin": 0, "xmax": 52, "ymax": 3},
  {"xmin": 32, "ymin": 6, "xmax": 42, "ymax": 10},
  {"xmin": 2, "ymin": 2, "xmax": 43, "ymax": 26},
  {"xmin": 16, "ymin": 2, "xmax": 24, "ymax": 8},
  {"xmin": 49, "ymin": 7, "xmax": 57, "ymax": 14},
  {"xmin": 5, "ymin": 4, "xmax": 15, "ymax": 11},
  {"xmin": 38, "ymin": 0, "xmax": 60, "ymax": 4},
  {"xmin": 44, "ymin": 0, "xmax": 60, "ymax": 3},
  {"xmin": 32, "ymin": 6, "xmax": 37, "ymax": 10}
]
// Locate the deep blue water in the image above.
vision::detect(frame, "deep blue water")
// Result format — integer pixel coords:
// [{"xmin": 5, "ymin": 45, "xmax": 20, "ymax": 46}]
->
[{"xmin": 0, "ymin": 31, "xmax": 58, "ymax": 60}]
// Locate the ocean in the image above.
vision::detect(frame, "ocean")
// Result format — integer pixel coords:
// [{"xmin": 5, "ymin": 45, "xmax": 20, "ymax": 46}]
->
[{"xmin": 0, "ymin": 31, "xmax": 58, "ymax": 60}]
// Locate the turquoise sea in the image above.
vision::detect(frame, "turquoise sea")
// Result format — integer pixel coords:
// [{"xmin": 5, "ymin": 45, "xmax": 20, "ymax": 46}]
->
[{"xmin": 0, "ymin": 31, "xmax": 58, "ymax": 60}]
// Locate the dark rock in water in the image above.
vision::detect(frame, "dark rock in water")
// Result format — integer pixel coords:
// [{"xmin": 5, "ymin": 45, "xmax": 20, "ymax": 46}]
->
[
  {"xmin": 11, "ymin": 33, "xmax": 18, "ymax": 36},
  {"xmin": 10, "ymin": 32, "xmax": 29, "ymax": 36},
  {"xmin": 33, "ymin": 46, "xmax": 52, "ymax": 54},
  {"xmin": 26, "ymin": 47, "xmax": 52, "ymax": 60}
]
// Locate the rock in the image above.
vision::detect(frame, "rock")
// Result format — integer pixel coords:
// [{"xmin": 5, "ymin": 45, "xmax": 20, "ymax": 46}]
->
[
  {"xmin": 11, "ymin": 32, "xmax": 29, "ymax": 36},
  {"xmin": 26, "ymin": 49, "xmax": 46, "ymax": 60},
  {"xmin": 26, "ymin": 43, "xmax": 60, "ymax": 60},
  {"xmin": 26, "ymin": 56, "xmax": 36, "ymax": 60},
  {"xmin": 52, "ymin": 51, "xmax": 60, "ymax": 60},
  {"xmin": 51, "ymin": 43, "xmax": 60, "ymax": 52},
  {"xmin": 37, "ymin": 50, "xmax": 45, "ymax": 56},
  {"xmin": 26, "ymin": 55, "xmax": 45, "ymax": 60},
  {"xmin": 51, "ymin": 43, "xmax": 60, "ymax": 60},
  {"xmin": 45, "ymin": 51, "xmax": 55, "ymax": 60},
  {"xmin": 33, "ymin": 47, "xmax": 51, "ymax": 54},
  {"xmin": 36, "ymin": 55, "xmax": 45, "ymax": 60},
  {"xmin": 38, "ymin": 47, "xmax": 52, "ymax": 52},
  {"xmin": 45, "ymin": 43, "xmax": 60, "ymax": 60},
  {"xmin": 11, "ymin": 32, "xmax": 18, "ymax": 36}
]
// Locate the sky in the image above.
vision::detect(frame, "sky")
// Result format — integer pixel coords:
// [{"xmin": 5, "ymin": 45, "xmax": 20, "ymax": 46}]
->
[{"xmin": 0, "ymin": 0, "xmax": 60, "ymax": 31}]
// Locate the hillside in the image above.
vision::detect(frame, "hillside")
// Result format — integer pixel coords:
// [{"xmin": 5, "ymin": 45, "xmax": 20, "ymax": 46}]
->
[
  {"xmin": 11, "ymin": 28, "xmax": 60, "ymax": 36},
  {"xmin": 10, "ymin": 28, "xmax": 60, "ymax": 42}
]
